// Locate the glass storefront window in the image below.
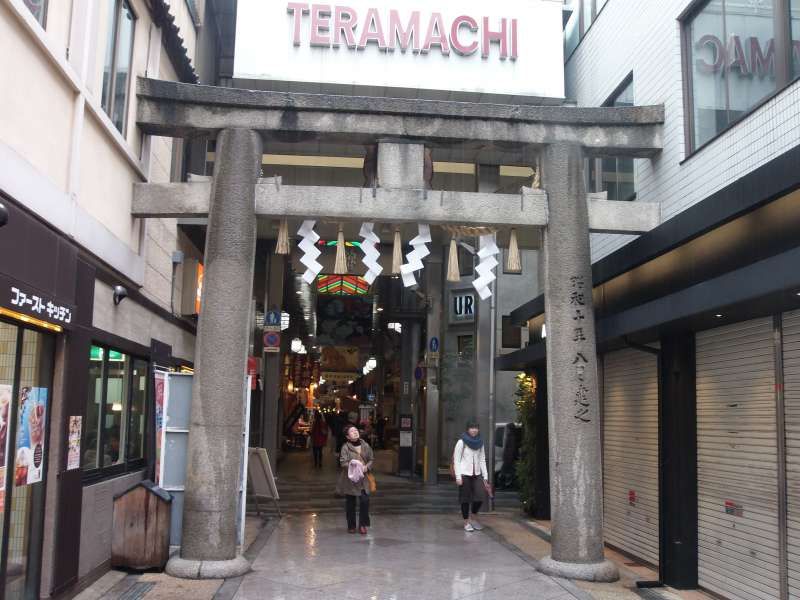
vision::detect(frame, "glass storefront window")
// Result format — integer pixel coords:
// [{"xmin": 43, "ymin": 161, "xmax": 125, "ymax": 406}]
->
[
  {"xmin": 82, "ymin": 347, "xmax": 103, "ymax": 469},
  {"xmin": 83, "ymin": 345, "xmax": 149, "ymax": 476},
  {"xmin": 686, "ymin": 0, "xmax": 779, "ymax": 149},
  {"xmin": 0, "ymin": 323, "xmax": 55, "ymax": 600},
  {"xmin": 103, "ymin": 354, "xmax": 129, "ymax": 467},
  {"xmin": 128, "ymin": 359, "xmax": 148, "ymax": 461}
]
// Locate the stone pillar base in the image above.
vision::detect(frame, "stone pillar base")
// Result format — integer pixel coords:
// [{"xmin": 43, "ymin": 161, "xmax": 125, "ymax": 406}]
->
[
  {"xmin": 165, "ymin": 555, "xmax": 250, "ymax": 580},
  {"xmin": 538, "ymin": 556, "xmax": 619, "ymax": 582}
]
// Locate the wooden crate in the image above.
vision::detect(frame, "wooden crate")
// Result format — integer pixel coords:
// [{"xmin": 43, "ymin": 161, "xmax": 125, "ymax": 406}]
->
[{"xmin": 111, "ymin": 480, "xmax": 172, "ymax": 570}]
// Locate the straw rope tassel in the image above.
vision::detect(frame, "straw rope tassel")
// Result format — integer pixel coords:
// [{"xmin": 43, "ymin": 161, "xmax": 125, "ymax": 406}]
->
[
  {"xmin": 391, "ymin": 228, "xmax": 402, "ymax": 275},
  {"xmin": 334, "ymin": 224, "xmax": 348, "ymax": 274},
  {"xmin": 447, "ymin": 238, "xmax": 461, "ymax": 282},
  {"xmin": 506, "ymin": 228, "xmax": 522, "ymax": 273},
  {"xmin": 275, "ymin": 219, "xmax": 290, "ymax": 255}
]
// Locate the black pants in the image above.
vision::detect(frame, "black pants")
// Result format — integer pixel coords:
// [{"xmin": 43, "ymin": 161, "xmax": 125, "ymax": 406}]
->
[
  {"xmin": 345, "ymin": 491, "xmax": 371, "ymax": 529},
  {"xmin": 461, "ymin": 501, "xmax": 482, "ymax": 520},
  {"xmin": 312, "ymin": 446, "xmax": 323, "ymax": 467}
]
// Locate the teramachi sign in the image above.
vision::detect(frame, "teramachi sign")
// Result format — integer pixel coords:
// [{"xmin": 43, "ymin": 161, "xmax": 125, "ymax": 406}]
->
[{"xmin": 234, "ymin": 0, "xmax": 565, "ymax": 99}]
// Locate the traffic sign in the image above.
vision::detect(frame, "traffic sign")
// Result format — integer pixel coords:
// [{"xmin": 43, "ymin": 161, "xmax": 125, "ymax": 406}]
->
[
  {"xmin": 429, "ymin": 337, "xmax": 440, "ymax": 353},
  {"xmin": 264, "ymin": 310, "xmax": 281, "ymax": 332},
  {"xmin": 263, "ymin": 331, "xmax": 281, "ymax": 353}
]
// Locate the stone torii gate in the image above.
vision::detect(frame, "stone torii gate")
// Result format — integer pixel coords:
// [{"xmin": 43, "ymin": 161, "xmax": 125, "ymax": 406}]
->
[{"xmin": 132, "ymin": 78, "xmax": 663, "ymax": 581}]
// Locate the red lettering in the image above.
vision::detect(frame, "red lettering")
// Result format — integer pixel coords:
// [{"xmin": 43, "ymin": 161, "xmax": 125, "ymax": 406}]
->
[
  {"xmin": 482, "ymin": 17, "xmax": 508, "ymax": 60},
  {"xmin": 310, "ymin": 4, "xmax": 332, "ymax": 47},
  {"xmin": 358, "ymin": 7, "xmax": 388, "ymax": 50},
  {"xmin": 727, "ymin": 35, "xmax": 749, "ymax": 76},
  {"xmin": 749, "ymin": 37, "xmax": 775, "ymax": 77},
  {"xmin": 388, "ymin": 10, "xmax": 420, "ymax": 53},
  {"xmin": 450, "ymin": 15, "xmax": 478, "ymax": 56},
  {"xmin": 287, "ymin": 2, "xmax": 310, "ymax": 47},
  {"xmin": 333, "ymin": 6, "xmax": 357, "ymax": 48},
  {"xmin": 695, "ymin": 34, "xmax": 724, "ymax": 74},
  {"xmin": 510, "ymin": 18, "xmax": 518, "ymax": 61},
  {"xmin": 422, "ymin": 12, "xmax": 449, "ymax": 55}
]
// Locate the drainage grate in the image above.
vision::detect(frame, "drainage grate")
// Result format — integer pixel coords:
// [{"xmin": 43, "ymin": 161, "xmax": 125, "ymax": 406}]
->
[{"xmin": 117, "ymin": 582, "xmax": 156, "ymax": 600}]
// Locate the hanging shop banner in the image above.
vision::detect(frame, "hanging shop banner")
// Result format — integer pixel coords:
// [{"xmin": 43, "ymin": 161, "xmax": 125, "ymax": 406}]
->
[
  {"xmin": 234, "ymin": 0, "xmax": 565, "ymax": 99},
  {"xmin": 66, "ymin": 416, "xmax": 82, "ymax": 471},
  {"xmin": 154, "ymin": 371, "xmax": 166, "ymax": 486},
  {"xmin": 15, "ymin": 387, "xmax": 48, "ymax": 486},
  {"xmin": 0, "ymin": 384, "xmax": 11, "ymax": 511}
]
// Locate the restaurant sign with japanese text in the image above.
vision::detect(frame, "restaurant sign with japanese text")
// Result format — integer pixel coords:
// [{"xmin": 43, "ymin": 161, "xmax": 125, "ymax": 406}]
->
[{"xmin": 0, "ymin": 273, "xmax": 75, "ymax": 329}]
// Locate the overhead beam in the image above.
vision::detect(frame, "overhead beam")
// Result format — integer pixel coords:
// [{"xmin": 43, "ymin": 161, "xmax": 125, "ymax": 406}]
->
[
  {"xmin": 133, "ymin": 183, "xmax": 660, "ymax": 233},
  {"xmin": 133, "ymin": 183, "xmax": 549, "ymax": 228},
  {"xmin": 136, "ymin": 79, "xmax": 664, "ymax": 157}
]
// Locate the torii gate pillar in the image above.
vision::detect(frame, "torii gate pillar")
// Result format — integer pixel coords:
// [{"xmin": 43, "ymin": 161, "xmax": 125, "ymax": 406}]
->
[
  {"xmin": 539, "ymin": 142, "xmax": 619, "ymax": 582},
  {"xmin": 166, "ymin": 128, "xmax": 262, "ymax": 579}
]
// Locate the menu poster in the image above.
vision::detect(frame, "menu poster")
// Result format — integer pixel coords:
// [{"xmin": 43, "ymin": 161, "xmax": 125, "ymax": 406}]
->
[
  {"xmin": 154, "ymin": 372, "xmax": 166, "ymax": 485},
  {"xmin": 66, "ymin": 416, "xmax": 82, "ymax": 471},
  {"xmin": 15, "ymin": 387, "xmax": 48, "ymax": 486},
  {"xmin": 0, "ymin": 384, "xmax": 12, "ymax": 511}
]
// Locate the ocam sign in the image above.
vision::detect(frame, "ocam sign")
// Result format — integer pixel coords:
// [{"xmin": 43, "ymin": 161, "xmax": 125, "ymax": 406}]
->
[{"xmin": 234, "ymin": 0, "xmax": 564, "ymax": 100}]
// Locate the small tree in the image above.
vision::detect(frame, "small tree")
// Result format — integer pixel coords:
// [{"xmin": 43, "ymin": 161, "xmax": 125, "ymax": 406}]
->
[{"xmin": 514, "ymin": 373, "xmax": 538, "ymax": 515}]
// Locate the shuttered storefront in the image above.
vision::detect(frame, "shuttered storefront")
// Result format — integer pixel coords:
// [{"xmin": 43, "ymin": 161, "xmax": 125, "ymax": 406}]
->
[
  {"xmin": 783, "ymin": 310, "xmax": 800, "ymax": 600},
  {"xmin": 602, "ymin": 347, "xmax": 660, "ymax": 567},
  {"xmin": 696, "ymin": 318, "xmax": 780, "ymax": 600}
]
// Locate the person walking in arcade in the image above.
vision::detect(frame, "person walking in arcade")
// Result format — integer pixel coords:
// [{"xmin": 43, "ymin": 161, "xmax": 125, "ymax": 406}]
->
[
  {"xmin": 453, "ymin": 420, "xmax": 492, "ymax": 532},
  {"xmin": 337, "ymin": 424, "xmax": 374, "ymax": 534},
  {"xmin": 310, "ymin": 409, "xmax": 328, "ymax": 468}
]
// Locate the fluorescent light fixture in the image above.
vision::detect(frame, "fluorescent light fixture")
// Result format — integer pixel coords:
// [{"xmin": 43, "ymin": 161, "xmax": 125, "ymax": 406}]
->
[{"xmin": 541, "ymin": 324, "xmax": 547, "ymax": 338}]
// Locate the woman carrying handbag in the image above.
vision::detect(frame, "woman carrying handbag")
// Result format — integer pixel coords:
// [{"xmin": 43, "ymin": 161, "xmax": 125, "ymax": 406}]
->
[
  {"xmin": 337, "ymin": 425, "xmax": 375, "ymax": 534},
  {"xmin": 453, "ymin": 420, "xmax": 492, "ymax": 532}
]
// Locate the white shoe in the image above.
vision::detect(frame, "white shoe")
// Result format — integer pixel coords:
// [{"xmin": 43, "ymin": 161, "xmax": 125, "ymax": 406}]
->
[
  {"xmin": 470, "ymin": 521, "xmax": 484, "ymax": 531},
  {"xmin": 464, "ymin": 523, "xmax": 475, "ymax": 532}
]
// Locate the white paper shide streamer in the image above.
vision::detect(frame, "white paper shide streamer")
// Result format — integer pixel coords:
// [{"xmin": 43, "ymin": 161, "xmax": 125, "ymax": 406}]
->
[
  {"xmin": 472, "ymin": 234, "xmax": 500, "ymax": 300},
  {"xmin": 297, "ymin": 220, "xmax": 323, "ymax": 284},
  {"xmin": 400, "ymin": 224, "xmax": 431, "ymax": 287},
  {"xmin": 359, "ymin": 223, "xmax": 383, "ymax": 284}
]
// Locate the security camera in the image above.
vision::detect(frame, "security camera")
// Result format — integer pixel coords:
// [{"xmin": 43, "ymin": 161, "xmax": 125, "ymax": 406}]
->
[
  {"xmin": 0, "ymin": 202, "xmax": 8, "ymax": 228},
  {"xmin": 113, "ymin": 285, "xmax": 128, "ymax": 306}
]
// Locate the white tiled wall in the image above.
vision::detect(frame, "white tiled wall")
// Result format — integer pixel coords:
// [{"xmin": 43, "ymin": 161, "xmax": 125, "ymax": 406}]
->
[{"xmin": 567, "ymin": 0, "xmax": 800, "ymax": 262}]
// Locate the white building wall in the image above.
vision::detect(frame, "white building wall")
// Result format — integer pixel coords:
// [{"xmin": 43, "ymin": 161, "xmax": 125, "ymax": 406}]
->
[{"xmin": 566, "ymin": 0, "xmax": 800, "ymax": 262}]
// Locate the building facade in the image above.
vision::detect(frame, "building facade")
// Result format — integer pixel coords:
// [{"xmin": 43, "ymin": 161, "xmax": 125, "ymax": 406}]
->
[
  {"xmin": 501, "ymin": 1, "xmax": 800, "ymax": 598},
  {"xmin": 0, "ymin": 0, "xmax": 225, "ymax": 596}
]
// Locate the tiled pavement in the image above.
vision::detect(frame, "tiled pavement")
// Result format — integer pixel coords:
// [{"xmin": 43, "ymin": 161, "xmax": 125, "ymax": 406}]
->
[{"xmin": 232, "ymin": 512, "xmax": 587, "ymax": 600}]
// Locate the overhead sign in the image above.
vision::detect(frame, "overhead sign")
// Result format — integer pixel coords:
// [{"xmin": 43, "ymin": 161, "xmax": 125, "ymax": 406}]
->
[{"xmin": 234, "ymin": 0, "xmax": 565, "ymax": 99}]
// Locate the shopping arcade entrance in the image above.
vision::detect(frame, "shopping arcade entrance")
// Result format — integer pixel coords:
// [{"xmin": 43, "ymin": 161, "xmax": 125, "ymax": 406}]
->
[{"xmin": 132, "ymin": 77, "xmax": 663, "ymax": 581}]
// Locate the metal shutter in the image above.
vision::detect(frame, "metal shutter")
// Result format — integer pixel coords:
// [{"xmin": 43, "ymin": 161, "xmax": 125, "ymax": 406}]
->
[
  {"xmin": 696, "ymin": 318, "xmax": 779, "ymax": 600},
  {"xmin": 783, "ymin": 309, "xmax": 800, "ymax": 600},
  {"xmin": 602, "ymin": 347, "xmax": 659, "ymax": 566}
]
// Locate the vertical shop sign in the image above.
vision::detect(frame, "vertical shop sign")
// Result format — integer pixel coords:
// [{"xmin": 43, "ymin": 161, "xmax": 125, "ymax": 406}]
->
[
  {"xmin": 15, "ymin": 387, "xmax": 48, "ymax": 485},
  {"xmin": 66, "ymin": 416, "xmax": 82, "ymax": 471},
  {"xmin": 154, "ymin": 372, "xmax": 166, "ymax": 485},
  {"xmin": 0, "ymin": 384, "xmax": 11, "ymax": 510}
]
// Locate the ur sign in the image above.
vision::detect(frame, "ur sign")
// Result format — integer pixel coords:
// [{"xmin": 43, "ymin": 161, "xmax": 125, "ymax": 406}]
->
[{"xmin": 234, "ymin": 0, "xmax": 565, "ymax": 100}]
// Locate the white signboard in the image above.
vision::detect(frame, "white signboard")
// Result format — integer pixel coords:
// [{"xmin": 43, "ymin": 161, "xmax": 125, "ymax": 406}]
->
[{"xmin": 234, "ymin": 0, "xmax": 565, "ymax": 99}]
